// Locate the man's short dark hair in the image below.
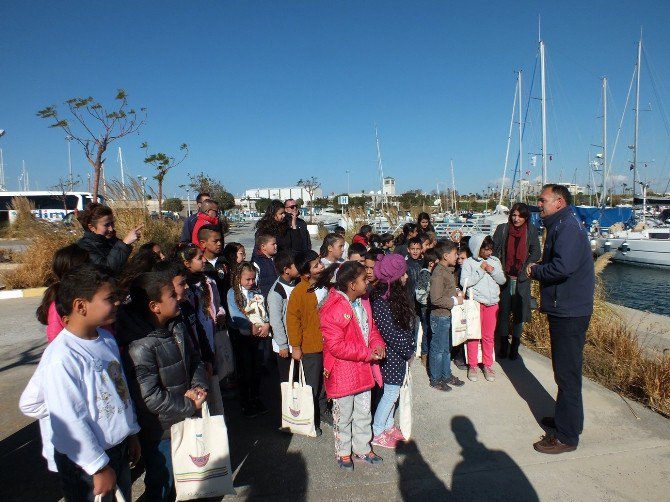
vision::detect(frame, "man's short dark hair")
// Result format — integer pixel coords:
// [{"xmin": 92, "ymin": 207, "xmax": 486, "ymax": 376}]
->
[
  {"xmin": 543, "ymin": 184, "xmax": 572, "ymax": 206},
  {"xmin": 334, "ymin": 225, "xmax": 345, "ymax": 235},
  {"xmin": 196, "ymin": 192, "xmax": 211, "ymax": 204},
  {"xmin": 274, "ymin": 251, "xmax": 296, "ymax": 274}
]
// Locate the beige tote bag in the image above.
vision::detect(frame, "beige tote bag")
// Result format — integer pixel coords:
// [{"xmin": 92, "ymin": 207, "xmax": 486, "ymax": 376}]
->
[
  {"xmin": 398, "ymin": 363, "xmax": 413, "ymax": 439},
  {"xmin": 280, "ymin": 359, "xmax": 316, "ymax": 437},
  {"xmin": 171, "ymin": 402, "xmax": 235, "ymax": 500}
]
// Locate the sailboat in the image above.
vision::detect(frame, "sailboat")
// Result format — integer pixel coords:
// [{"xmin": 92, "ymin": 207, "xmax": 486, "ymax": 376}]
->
[{"xmin": 594, "ymin": 36, "xmax": 670, "ymax": 268}]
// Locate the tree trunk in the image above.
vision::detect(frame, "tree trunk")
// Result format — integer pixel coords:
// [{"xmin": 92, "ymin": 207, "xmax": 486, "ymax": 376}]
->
[
  {"xmin": 158, "ymin": 181, "xmax": 163, "ymax": 220},
  {"xmin": 92, "ymin": 163, "xmax": 101, "ymax": 202}
]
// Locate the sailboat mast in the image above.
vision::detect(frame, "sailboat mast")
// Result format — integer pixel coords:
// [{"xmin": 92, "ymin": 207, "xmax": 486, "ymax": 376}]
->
[
  {"xmin": 518, "ymin": 69, "xmax": 524, "ymax": 204},
  {"xmin": 602, "ymin": 77, "xmax": 608, "ymax": 207},
  {"xmin": 0, "ymin": 148, "xmax": 5, "ymax": 191},
  {"xmin": 118, "ymin": 147, "xmax": 126, "ymax": 187},
  {"xmin": 374, "ymin": 125, "xmax": 386, "ymax": 214},
  {"xmin": 499, "ymin": 75, "xmax": 518, "ymax": 207},
  {"xmin": 450, "ymin": 159, "xmax": 457, "ymax": 213},
  {"xmin": 633, "ymin": 37, "xmax": 642, "ymax": 202},
  {"xmin": 540, "ymin": 39, "xmax": 548, "ymax": 186}
]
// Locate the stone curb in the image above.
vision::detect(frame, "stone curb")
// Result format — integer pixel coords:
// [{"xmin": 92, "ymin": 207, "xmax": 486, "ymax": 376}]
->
[{"xmin": 0, "ymin": 287, "xmax": 47, "ymax": 300}]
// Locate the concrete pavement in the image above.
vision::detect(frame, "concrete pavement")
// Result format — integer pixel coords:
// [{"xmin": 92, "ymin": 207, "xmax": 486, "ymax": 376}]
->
[{"xmin": 1, "ymin": 299, "xmax": 669, "ymax": 500}]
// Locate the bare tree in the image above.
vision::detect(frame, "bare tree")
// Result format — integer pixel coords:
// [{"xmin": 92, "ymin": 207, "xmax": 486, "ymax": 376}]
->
[
  {"xmin": 50, "ymin": 175, "xmax": 82, "ymax": 210},
  {"xmin": 141, "ymin": 142, "xmax": 188, "ymax": 219},
  {"xmin": 37, "ymin": 89, "xmax": 146, "ymax": 201},
  {"xmin": 297, "ymin": 176, "xmax": 321, "ymax": 222}
]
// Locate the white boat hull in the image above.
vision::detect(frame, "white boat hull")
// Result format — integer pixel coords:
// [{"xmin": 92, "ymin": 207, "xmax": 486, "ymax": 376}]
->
[{"xmin": 594, "ymin": 236, "xmax": 670, "ymax": 268}]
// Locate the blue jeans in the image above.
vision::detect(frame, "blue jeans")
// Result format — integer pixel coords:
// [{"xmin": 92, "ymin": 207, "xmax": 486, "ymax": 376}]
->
[
  {"xmin": 141, "ymin": 438, "xmax": 174, "ymax": 502},
  {"xmin": 429, "ymin": 315, "xmax": 452, "ymax": 381},
  {"xmin": 372, "ymin": 384, "xmax": 401, "ymax": 436},
  {"xmin": 54, "ymin": 438, "xmax": 131, "ymax": 502}
]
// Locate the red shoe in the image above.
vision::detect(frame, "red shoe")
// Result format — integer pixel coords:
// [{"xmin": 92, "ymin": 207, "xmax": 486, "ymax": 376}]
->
[
  {"xmin": 387, "ymin": 426, "xmax": 406, "ymax": 441},
  {"xmin": 371, "ymin": 432, "xmax": 397, "ymax": 449}
]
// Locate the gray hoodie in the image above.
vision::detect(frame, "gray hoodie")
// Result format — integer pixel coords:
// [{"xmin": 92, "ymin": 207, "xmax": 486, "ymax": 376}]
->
[{"xmin": 460, "ymin": 234, "xmax": 506, "ymax": 306}]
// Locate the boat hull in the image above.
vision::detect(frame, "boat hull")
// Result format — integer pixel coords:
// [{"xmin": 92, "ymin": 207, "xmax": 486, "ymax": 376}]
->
[{"xmin": 594, "ymin": 236, "xmax": 670, "ymax": 268}]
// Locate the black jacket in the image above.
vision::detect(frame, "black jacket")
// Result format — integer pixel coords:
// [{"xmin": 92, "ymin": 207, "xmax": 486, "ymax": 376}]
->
[
  {"xmin": 288, "ymin": 216, "xmax": 312, "ymax": 252},
  {"xmin": 122, "ymin": 309, "xmax": 208, "ymax": 440},
  {"xmin": 203, "ymin": 256, "xmax": 230, "ymax": 302},
  {"xmin": 77, "ymin": 231, "xmax": 131, "ymax": 275},
  {"xmin": 251, "ymin": 250, "xmax": 277, "ymax": 301},
  {"xmin": 530, "ymin": 207, "xmax": 595, "ymax": 318}
]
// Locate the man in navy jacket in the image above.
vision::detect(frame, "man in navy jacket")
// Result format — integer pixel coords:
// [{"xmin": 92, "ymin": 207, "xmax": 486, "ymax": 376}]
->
[{"xmin": 528, "ymin": 184, "xmax": 594, "ymax": 454}]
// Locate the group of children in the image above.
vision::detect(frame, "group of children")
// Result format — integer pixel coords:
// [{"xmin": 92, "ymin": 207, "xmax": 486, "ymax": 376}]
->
[{"xmin": 19, "ymin": 201, "xmax": 513, "ymax": 500}]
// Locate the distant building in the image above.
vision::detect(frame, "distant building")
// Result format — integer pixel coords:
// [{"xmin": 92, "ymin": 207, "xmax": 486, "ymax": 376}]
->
[
  {"xmin": 383, "ymin": 177, "xmax": 396, "ymax": 196},
  {"xmin": 244, "ymin": 186, "xmax": 323, "ymax": 202},
  {"xmin": 521, "ymin": 180, "xmax": 585, "ymax": 196}
]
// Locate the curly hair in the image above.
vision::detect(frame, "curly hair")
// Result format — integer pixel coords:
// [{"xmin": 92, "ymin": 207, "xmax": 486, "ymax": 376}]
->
[{"xmin": 370, "ymin": 279, "xmax": 415, "ymax": 330}]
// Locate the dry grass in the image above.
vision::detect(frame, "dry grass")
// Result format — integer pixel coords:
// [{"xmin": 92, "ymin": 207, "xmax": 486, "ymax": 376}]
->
[
  {"xmin": 523, "ymin": 254, "xmax": 670, "ymax": 417},
  {"xmin": 1, "ymin": 186, "xmax": 182, "ymax": 288},
  {"xmin": 1, "ymin": 197, "xmax": 41, "ymax": 238}
]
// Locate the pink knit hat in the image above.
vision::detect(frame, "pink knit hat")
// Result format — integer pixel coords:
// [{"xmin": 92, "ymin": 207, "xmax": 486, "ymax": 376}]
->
[{"xmin": 374, "ymin": 254, "xmax": 407, "ymax": 298}]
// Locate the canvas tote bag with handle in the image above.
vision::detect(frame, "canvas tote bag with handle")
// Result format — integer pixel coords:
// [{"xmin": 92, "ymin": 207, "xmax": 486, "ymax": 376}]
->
[
  {"xmin": 451, "ymin": 279, "xmax": 482, "ymax": 347},
  {"xmin": 171, "ymin": 402, "xmax": 235, "ymax": 500},
  {"xmin": 94, "ymin": 487, "xmax": 126, "ymax": 502},
  {"xmin": 398, "ymin": 362, "xmax": 413, "ymax": 439},
  {"xmin": 280, "ymin": 359, "xmax": 316, "ymax": 437}
]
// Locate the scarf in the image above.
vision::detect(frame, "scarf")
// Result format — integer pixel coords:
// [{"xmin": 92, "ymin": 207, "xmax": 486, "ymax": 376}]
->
[{"xmin": 505, "ymin": 223, "xmax": 528, "ymax": 277}]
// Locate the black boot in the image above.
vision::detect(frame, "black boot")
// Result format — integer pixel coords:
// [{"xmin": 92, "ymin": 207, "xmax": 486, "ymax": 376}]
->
[
  {"xmin": 509, "ymin": 337, "xmax": 521, "ymax": 360},
  {"xmin": 498, "ymin": 336, "xmax": 509, "ymax": 359}
]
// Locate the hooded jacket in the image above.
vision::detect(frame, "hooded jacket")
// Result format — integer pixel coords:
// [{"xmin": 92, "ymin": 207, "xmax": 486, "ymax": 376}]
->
[
  {"xmin": 191, "ymin": 212, "xmax": 220, "ymax": 247},
  {"xmin": 530, "ymin": 206, "xmax": 595, "ymax": 317},
  {"xmin": 251, "ymin": 249, "xmax": 278, "ymax": 301},
  {"xmin": 119, "ymin": 307, "xmax": 208, "ymax": 440},
  {"xmin": 320, "ymin": 289, "xmax": 385, "ymax": 399},
  {"xmin": 76, "ymin": 231, "xmax": 131, "ymax": 275},
  {"xmin": 459, "ymin": 234, "xmax": 506, "ymax": 306}
]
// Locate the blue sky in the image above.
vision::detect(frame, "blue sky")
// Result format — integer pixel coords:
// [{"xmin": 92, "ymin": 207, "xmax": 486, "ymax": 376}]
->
[{"xmin": 1, "ymin": 1, "xmax": 670, "ymax": 198}]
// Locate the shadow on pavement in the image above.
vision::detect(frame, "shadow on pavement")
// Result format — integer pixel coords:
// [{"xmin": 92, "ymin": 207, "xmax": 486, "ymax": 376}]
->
[
  {"xmin": 498, "ymin": 356, "xmax": 555, "ymax": 426},
  {"xmin": 226, "ymin": 361, "xmax": 308, "ymax": 500},
  {"xmin": 396, "ymin": 440, "xmax": 450, "ymax": 499},
  {"xmin": 0, "ymin": 421, "xmax": 61, "ymax": 502},
  {"xmin": 0, "ymin": 340, "xmax": 46, "ymax": 374},
  {"xmin": 451, "ymin": 416, "xmax": 539, "ymax": 501}
]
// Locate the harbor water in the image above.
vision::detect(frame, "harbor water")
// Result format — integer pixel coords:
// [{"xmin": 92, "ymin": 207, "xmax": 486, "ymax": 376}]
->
[{"xmin": 600, "ymin": 262, "xmax": 670, "ymax": 316}]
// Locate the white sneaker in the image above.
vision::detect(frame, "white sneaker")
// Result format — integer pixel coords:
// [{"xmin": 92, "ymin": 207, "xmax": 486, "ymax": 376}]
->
[
  {"xmin": 483, "ymin": 366, "xmax": 496, "ymax": 382},
  {"xmin": 467, "ymin": 367, "xmax": 478, "ymax": 382}
]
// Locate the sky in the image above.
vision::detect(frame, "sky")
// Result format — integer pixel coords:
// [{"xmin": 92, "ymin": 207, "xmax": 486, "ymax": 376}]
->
[{"xmin": 1, "ymin": 1, "xmax": 670, "ymax": 199}]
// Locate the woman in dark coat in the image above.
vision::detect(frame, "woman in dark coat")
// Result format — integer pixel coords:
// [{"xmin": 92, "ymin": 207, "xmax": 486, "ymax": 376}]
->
[
  {"xmin": 492, "ymin": 203, "xmax": 541, "ymax": 359},
  {"xmin": 76, "ymin": 203, "xmax": 142, "ymax": 275},
  {"xmin": 416, "ymin": 212, "xmax": 435, "ymax": 237},
  {"xmin": 254, "ymin": 199, "xmax": 299, "ymax": 253}
]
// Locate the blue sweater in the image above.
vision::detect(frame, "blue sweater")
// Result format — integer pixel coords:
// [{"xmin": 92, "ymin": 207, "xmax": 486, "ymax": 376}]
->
[{"xmin": 531, "ymin": 206, "xmax": 595, "ymax": 318}]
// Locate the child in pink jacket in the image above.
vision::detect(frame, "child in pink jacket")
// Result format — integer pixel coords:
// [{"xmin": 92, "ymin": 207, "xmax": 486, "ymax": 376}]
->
[{"xmin": 320, "ymin": 261, "xmax": 386, "ymax": 471}]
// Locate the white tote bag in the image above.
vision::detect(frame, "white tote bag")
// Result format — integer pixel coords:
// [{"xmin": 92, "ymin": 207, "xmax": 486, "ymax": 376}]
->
[
  {"xmin": 213, "ymin": 329, "xmax": 235, "ymax": 380},
  {"xmin": 451, "ymin": 280, "xmax": 482, "ymax": 346},
  {"xmin": 280, "ymin": 359, "xmax": 316, "ymax": 437},
  {"xmin": 398, "ymin": 363, "xmax": 413, "ymax": 439},
  {"xmin": 171, "ymin": 402, "xmax": 235, "ymax": 500}
]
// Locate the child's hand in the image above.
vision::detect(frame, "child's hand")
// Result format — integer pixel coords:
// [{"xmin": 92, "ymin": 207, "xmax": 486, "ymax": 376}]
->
[
  {"xmin": 193, "ymin": 391, "xmax": 207, "ymax": 410},
  {"xmin": 323, "ymin": 369, "xmax": 330, "ymax": 378},
  {"xmin": 128, "ymin": 434, "xmax": 141, "ymax": 468},
  {"xmin": 278, "ymin": 348, "xmax": 289, "ymax": 358},
  {"xmin": 259, "ymin": 323, "xmax": 270, "ymax": 338},
  {"xmin": 292, "ymin": 347, "xmax": 303, "ymax": 361},
  {"xmin": 92, "ymin": 465, "xmax": 116, "ymax": 497},
  {"xmin": 456, "ymin": 296, "xmax": 464, "ymax": 305}
]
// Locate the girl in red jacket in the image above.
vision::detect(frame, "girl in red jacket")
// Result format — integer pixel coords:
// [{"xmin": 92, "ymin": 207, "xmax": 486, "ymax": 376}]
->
[{"xmin": 320, "ymin": 261, "xmax": 386, "ymax": 471}]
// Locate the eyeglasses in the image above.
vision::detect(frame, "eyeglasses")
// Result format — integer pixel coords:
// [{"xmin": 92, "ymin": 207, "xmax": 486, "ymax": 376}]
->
[{"xmin": 285, "ymin": 205, "xmax": 297, "ymax": 209}]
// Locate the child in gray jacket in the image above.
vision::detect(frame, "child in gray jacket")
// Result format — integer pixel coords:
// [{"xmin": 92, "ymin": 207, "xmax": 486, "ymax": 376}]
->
[{"xmin": 459, "ymin": 235, "xmax": 506, "ymax": 383}]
